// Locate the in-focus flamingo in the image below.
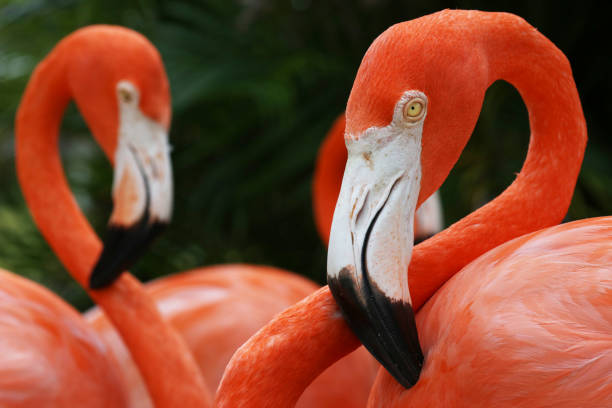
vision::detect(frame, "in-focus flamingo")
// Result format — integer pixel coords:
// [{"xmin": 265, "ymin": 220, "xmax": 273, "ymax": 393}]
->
[
  {"xmin": 313, "ymin": 113, "xmax": 443, "ymax": 245},
  {"xmin": 13, "ymin": 25, "xmax": 211, "ymax": 407},
  {"xmin": 217, "ymin": 10, "xmax": 611, "ymax": 407}
]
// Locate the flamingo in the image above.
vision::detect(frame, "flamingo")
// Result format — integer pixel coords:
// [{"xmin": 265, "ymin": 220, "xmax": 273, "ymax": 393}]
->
[
  {"xmin": 12, "ymin": 25, "xmax": 211, "ymax": 407},
  {"xmin": 8, "ymin": 23, "xmax": 376, "ymax": 408},
  {"xmin": 313, "ymin": 113, "xmax": 443, "ymax": 245},
  {"xmin": 216, "ymin": 10, "xmax": 612, "ymax": 407}
]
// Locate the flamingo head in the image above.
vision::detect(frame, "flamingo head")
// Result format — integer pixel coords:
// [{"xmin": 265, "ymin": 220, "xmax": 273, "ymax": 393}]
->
[
  {"xmin": 59, "ymin": 26, "xmax": 172, "ymax": 289},
  {"xmin": 327, "ymin": 10, "xmax": 489, "ymax": 388}
]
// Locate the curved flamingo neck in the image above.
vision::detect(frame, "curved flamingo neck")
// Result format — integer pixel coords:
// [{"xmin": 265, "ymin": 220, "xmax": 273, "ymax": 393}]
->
[
  {"xmin": 216, "ymin": 287, "xmax": 361, "ymax": 407},
  {"xmin": 15, "ymin": 46, "xmax": 211, "ymax": 407},
  {"xmin": 409, "ymin": 14, "xmax": 587, "ymax": 310},
  {"xmin": 313, "ymin": 114, "xmax": 347, "ymax": 245}
]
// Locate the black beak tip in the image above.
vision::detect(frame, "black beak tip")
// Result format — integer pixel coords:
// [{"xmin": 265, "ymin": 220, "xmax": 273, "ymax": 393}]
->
[
  {"xmin": 88, "ymin": 239, "xmax": 130, "ymax": 290},
  {"xmin": 388, "ymin": 334, "xmax": 424, "ymax": 388},
  {"xmin": 89, "ymin": 266, "xmax": 115, "ymax": 289},
  {"xmin": 329, "ymin": 268, "xmax": 424, "ymax": 390},
  {"xmin": 88, "ymin": 220, "xmax": 167, "ymax": 290},
  {"xmin": 369, "ymin": 297, "xmax": 424, "ymax": 389}
]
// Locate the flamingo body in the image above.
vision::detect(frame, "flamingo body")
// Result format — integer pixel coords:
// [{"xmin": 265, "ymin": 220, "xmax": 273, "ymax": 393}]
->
[
  {"xmin": 0, "ymin": 270, "xmax": 128, "ymax": 407},
  {"xmin": 86, "ymin": 265, "xmax": 377, "ymax": 408},
  {"xmin": 216, "ymin": 10, "xmax": 607, "ymax": 407},
  {"xmin": 372, "ymin": 217, "xmax": 612, "ymax": 407}
]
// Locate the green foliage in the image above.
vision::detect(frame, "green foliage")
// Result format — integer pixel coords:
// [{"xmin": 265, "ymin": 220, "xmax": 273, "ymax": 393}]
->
[{"xmin": 0, "ymin": 0, "xmax": 610, "ymax": 310}]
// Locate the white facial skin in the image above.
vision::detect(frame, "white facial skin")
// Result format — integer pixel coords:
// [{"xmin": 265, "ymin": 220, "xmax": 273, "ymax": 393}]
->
[
  {"xmin": 110, "ymin": 80, "xmax": 173, "ymax": 227},
  {"xmin": 327, "ymin": 90, "xmax": 427, "ymax": 304}
]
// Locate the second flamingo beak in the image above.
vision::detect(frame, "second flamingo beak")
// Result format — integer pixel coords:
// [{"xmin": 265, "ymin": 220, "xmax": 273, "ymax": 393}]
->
[
  {"xmin": 89, "ymin": 81, "xmax": 172, "ymax": 289},
  {"xmin": 327, "ymin": 120, "xmax": 424, "ymax": 388}
]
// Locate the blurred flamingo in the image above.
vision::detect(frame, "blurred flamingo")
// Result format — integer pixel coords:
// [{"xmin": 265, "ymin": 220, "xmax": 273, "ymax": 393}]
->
[
  {"xmin": 8, "ymin": 25, "xmax": 211, "ymax": 407},
  {"xmin": 216, "ymin": 10, "xmax": 611, "ymax": 407},
  {"xmin": 2, "ymin": 21, "xmax": 383, "ymax": 408},
  {"xmin": 86, "ymin": 265, "xmax": 377, "ymax": 408},
  {"xmin": 0, "ymin": 270, "xmax": 129, "ymax": 407}
]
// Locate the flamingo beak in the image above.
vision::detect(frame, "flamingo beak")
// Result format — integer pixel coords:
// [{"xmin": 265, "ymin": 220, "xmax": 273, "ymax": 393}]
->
[
  {"xmin": 327, "ymin": 122, "xmax": 423, "ymax": 388},
  {"xmin": 89, "ymin": 82, "xmax": 172, "ymax": 289}
]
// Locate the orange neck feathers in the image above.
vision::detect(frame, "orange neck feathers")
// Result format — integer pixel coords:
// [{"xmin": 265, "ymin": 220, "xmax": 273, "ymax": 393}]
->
[
  {"xmin": 217, "ymin": 287, "xmax": 362, "ymax": 407},
  {"xmin": 405, "ymin": 11, "xmax": 586, "ymax": 308},
  {"xmin": 15, "ymin": 26, "xmax": 211, "ymax": 408},
  {"xmin": 319, "ymin": 11, "xmax": 586, "ymax": 309}
]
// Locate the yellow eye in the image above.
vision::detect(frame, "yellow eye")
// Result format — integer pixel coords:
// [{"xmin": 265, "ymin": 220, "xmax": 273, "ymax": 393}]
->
[{"xmin": 403, "ymin": 99, "xmax": 425, "ymax": 121}]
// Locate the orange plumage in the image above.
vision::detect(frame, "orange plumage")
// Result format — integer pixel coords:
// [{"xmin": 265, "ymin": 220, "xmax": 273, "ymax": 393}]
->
[
  {"xmin": 371, "ymin": 218, "xmax": 612, "ymax": 407},
  {"xmin": 87, "ymin": 265, "xmax": 377, "ymax": 408},
  {"xmin": 12, "ymin": 25, "xmax": 211, "ymax": 407},
  {"xmin": 217, "ymin": 10, "xmax": 611, "ymax": 407},
  {"xmin": 0, "ymin": 270, "xmax": 129, "ymax": 407},
  {"xmin": 6, "ymin": 24, "xmax": 378, "ymax": 408}
]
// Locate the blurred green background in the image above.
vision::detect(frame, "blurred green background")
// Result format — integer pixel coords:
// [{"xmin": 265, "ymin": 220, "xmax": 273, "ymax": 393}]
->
[{"xmin": 0, "ymin": 0, "xmax": 610, "ymax": 310}]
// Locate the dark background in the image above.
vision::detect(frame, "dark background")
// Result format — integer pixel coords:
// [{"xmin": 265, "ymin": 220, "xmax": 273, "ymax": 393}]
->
[{"xmin": 0, "ymin": 0, "xmax": 610, "ymax": 310}]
